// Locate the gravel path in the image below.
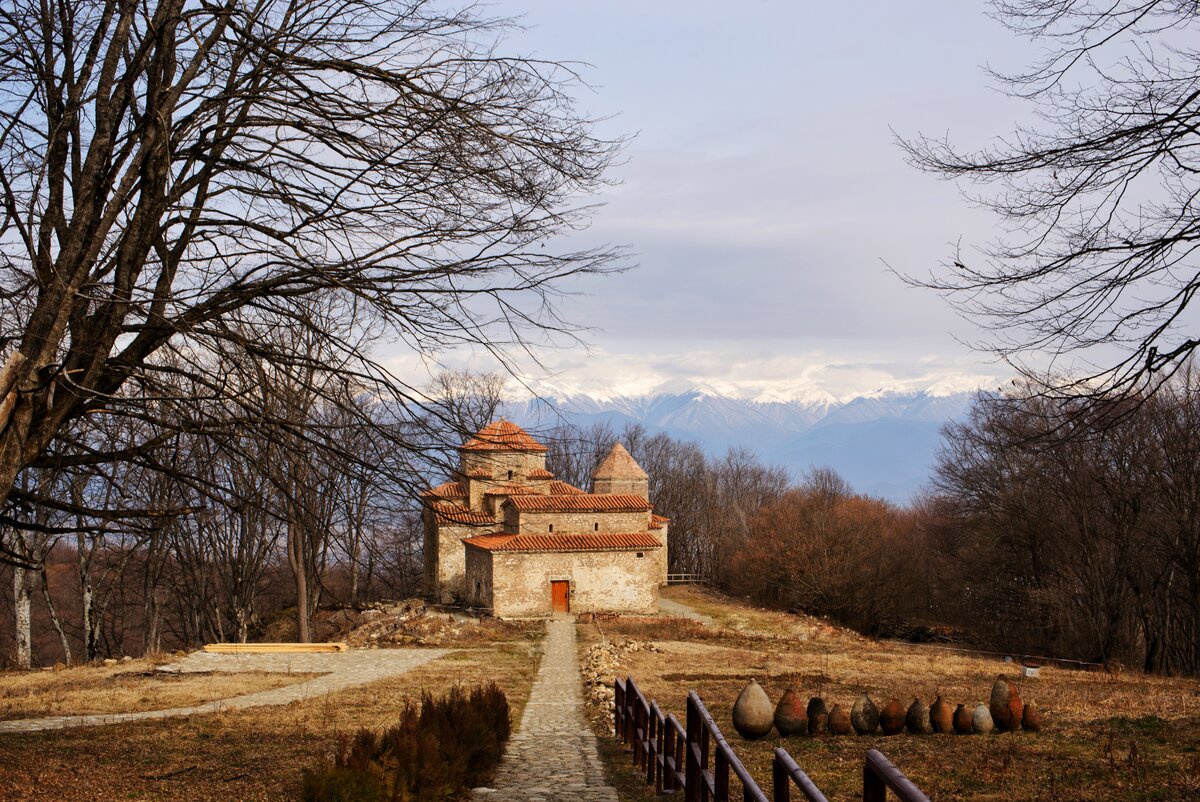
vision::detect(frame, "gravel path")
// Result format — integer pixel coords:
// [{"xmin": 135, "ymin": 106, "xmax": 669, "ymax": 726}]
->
[
  {"xmin": 658, "ymin": 595, "xmax": 715, "ymax": 625},
  {"xmin": 0, "ymin": 648, "xmax": 448, "ymax": 734},
  {"xmin": 474, "ymin": 616, "xmax": 618, "ymax": 802}
]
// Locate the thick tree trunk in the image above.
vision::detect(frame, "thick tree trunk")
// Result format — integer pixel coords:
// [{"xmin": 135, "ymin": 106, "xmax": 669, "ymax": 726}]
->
[
  {"xmin": 13, "ymin": 563, "xmax": 32, "ymax": 669},
  {"xmin": 288, "ymin": 522, "xmax": 310, "ymax": 643}
]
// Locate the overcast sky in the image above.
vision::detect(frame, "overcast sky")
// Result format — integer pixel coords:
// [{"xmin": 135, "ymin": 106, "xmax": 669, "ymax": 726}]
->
[{"xmin": 387, "ymin": 1, "xmax": 1047, "ymax": 402}]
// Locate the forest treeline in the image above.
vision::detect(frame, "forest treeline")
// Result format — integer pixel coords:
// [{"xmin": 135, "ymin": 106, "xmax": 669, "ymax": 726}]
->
[{"xmin": 5, "ymin": 368, "xmax": 1200, "ymax": 677}]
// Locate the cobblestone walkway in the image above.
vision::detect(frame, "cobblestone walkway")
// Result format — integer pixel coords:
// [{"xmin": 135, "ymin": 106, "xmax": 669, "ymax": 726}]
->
[
  {"xmin": 0, "ymin": 648, "xmax": 447, "ymax": 734},
  {"xmin": 475, "ymin": 616, "xmax": 618, "ymax": 802}
]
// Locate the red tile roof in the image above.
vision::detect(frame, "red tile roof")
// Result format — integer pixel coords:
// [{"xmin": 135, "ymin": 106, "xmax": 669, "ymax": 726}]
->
[
  {"xmin": 465, "ymin": 468, "xmax": 492, "ymax": 478},
  {"xmin": 650, "ymin": 514, "xmax": 670, "ymax": 530},
  {"xmin": 549, "ymin": 480, "xmax": 585, "ymax": 495},
  {"xmin": 462, "ymin": 532, "xmax": 663, "ymax": 553},
  {"xmin": 431, "ymin": 503, "xmax": 494, "ymax": 526},
  {"xmin": 461, "ymin": 420, "xmax": 548, "ymax": 453},
  {"xmin": 528, "ymin": 468, "xmax": 555, "ymax": 479},
  {"xmin": 420, "ymin": 481, "xmax": 467, "ymax": 499},
  {"xmin": 503, "ymin": 493, "xmax": 652, "ymax": 513}
]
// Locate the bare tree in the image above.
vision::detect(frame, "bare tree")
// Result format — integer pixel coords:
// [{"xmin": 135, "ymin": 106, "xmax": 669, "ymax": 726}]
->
[
  {"xmin": 902, "ymin": 1, "xmax": 1200, "ymax": 402},
  {"xmin": 0, "ymin": 0, "xmax": 622, "ymax": 565}
]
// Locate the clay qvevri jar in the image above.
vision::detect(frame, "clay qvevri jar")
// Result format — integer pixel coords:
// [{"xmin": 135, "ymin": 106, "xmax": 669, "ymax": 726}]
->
[
  {"xmin": 988, "ymin": 676, "xmax": 1023, "ymax": 732},
  {"xmin": 732, "ymin": 680, "xmax": 774, "ymax": 740},
  {"xmin": 807, "ymin": 697, "xmax": 828, "ymax": 736},
  {"xmin": 952, "ymin": 703, "xmax": 973, "ymax": 734},
  {"xmin": 851, "ymin": 694, "xmax": 880, "ymax": 735},
  {"xmin": 972, "ymin": 703, "xmax": 994, "ymax": 734},
  {"xmin": 828, "ymin": 703, "xmax": 852, "ymax": 735},
  {"xmin": 1022, "ymin": 702, "xmax": 1042, "ymax": 732},
  {"xmin": 906, "ymin": 698, "xmax": 931, "ymax": 734},
  {"xmin": 774, "ymin": 688, "xmax": 808, "ymax": 736},
  {"xmin": 879, "ymin": 698, "xmax": 906, "ymax": 736},
  {"xmin": 929, "ymin": 695, "xmax": 953, "ymax": 734}
]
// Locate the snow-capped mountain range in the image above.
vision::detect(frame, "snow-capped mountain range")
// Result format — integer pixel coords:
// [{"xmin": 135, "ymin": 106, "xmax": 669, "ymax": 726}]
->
[{"xmin": 506, "ymin": 387, "xmax": 979, "ymax": 502}]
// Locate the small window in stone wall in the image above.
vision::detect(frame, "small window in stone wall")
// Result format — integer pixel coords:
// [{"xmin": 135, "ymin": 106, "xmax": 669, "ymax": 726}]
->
[
  {"xmin": 636, "ymin": 552, "xmax": 644, "ymax": 558},
  {"xmin": 594, "ymin": 522, "xmax": 599, "ymax": 531},
  {"xmin": 508, "ymin": 470, "xmax": 513, "ymax": 480},
  {"xmin": 549, "ymin": 524, "xmax": 553, "ymax": 533}
]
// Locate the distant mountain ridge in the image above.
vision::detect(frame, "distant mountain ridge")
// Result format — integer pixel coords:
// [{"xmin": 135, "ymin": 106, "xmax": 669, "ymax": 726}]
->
[{"xmin": 505, "ymin": 388, "xmax": 978, "ymax": 502}]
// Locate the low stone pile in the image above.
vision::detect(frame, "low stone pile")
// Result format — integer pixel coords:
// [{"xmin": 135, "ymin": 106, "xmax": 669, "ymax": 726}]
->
[
  {"xmin": 731, "ymin": 674, "xmax": 1042, "ymax": 740},
  {"xmin": 582, "ymin": 639, "xmax": 660, "ymax": 723},
  {"xmin": 333, "ymin": 600, "xmax": 473, "ymax": 646}
]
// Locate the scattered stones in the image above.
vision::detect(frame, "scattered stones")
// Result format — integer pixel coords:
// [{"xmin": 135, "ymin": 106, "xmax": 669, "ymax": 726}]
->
[
  {"xmin": 906, "ymin": 698, "xmax": 931, "ymax": 734},
  {"xmin": 732, "ymin": 680, "xmax": 774, "ymax": 740},
  {"xmin": 972, "ymin": 703, "xmax": 994, "ymax": 734},
  {"xmin": 774, "ymin": 689, "xmax": 808, "ymax": 736},
  {"xmin": 879, "ymin": 698, "xmax": 906, "ymax": 736},
  {"xmin": 851, "ymin": 694, "xmax": 880, "ymax": 735},
  {"xmin": 828, "ymin": 703, "xmax": 852, "ymax": 735},
  {"xmin": 929, "ymin": 695, "xmax": 953, "ymax": 733}
]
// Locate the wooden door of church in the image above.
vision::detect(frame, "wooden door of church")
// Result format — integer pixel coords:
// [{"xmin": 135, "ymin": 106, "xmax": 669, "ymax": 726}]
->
[{"xmin": 551, "ymin": 580, "xmax": 570, "ymax": 613}]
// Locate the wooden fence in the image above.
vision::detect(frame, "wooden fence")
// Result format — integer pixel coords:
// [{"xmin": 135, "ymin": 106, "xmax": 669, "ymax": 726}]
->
[
  {"xmin": 615, "ymin": 677, "xmax": 930, "ymax": 802},
  {"xmin": 666, "ymin": 573, "xmax": 709, "ymax": 585}
]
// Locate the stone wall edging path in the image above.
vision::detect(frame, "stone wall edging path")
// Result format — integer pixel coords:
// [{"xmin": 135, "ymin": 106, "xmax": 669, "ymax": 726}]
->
[
  {"xmin": 474, "ymin": 615, "xmax": 618, "ymax": 802},
  {"xmin": 0, "ymin": 648, "xmax": 448, "ymax": 734}
]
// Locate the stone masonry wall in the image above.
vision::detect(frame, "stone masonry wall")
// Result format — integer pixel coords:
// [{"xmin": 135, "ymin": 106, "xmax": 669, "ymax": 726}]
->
[
  {"xmin": 464, "ymin": 546, "xmax": 494, "ymax": 608},
  {"xmin": 485, "ymin": 549, "xmax": 660, "ymax": 618},
  {"xmin": 592, "ymin": 476, "xmax": 649, "ymax": 499},
  {"xmin": 507, "ymin": 508, "xmax": 650, "ymax": 535}
]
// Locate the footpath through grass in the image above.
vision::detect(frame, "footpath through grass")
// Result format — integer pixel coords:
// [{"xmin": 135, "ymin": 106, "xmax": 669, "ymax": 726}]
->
[
  {"xmin": 0, "ymin": 634, "xmax": 542, "ymax": 801},
  {"xmin": 581, "ymin": 586, "xmax": 1200, "ymax": 802}
]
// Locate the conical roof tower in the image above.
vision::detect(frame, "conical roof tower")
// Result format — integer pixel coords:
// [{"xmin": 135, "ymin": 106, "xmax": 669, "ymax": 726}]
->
[{"xmin": 592, "ymin": 442, "xmax": 649, "ymax": 499}]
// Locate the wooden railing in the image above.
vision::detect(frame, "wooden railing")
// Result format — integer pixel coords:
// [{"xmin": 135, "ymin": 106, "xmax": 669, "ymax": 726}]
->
[
  {"xmin": 615, "ymin": 677, "xmax": 930, "ymax": 802},
  {"xmin": 666, "ymin": 573, "xmax": 708, "ymax": 585}
]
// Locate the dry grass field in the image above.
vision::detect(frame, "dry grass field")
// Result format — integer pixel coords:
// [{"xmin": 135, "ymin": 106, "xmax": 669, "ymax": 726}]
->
[
  {"xmin": 0, "ymin": 627, "xmax": 543, "ymax": 801},
  {"xmin": 0, "ymin": 660, "xmax": 320, "ymax": 721},
  {"xmin": 582, "ymin": 586, "xmax": 1200, "ymax": 802}
]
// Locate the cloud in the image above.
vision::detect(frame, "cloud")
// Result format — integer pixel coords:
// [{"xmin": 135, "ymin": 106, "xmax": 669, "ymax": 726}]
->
[{"xmin": 381, "ymin": 342, "xmax": 1011, "ymax": 404}]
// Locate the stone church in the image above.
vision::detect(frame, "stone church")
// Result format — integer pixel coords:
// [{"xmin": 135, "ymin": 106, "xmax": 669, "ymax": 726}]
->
[{"xmin": 422, "ymin": 420, "xmax": 670, "ymax": 617}]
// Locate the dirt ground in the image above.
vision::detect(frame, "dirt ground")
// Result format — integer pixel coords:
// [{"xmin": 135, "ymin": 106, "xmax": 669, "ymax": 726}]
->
[
  {"xmin": 581, "ymin": 586, "xmax": 1200, "ymax": 802},
  {"xmin": 0, "ymin": 615, "xmax": 544, "ymax": 801}
]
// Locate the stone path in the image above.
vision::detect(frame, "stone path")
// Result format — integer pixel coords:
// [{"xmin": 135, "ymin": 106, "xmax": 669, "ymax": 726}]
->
[
  {"xmin": 0, "ymin": 648, "xmax": 447, "ymax": 734},
  {"xmin": 474, "ymin": 616, "xmax": 618, "ymax": 802}
]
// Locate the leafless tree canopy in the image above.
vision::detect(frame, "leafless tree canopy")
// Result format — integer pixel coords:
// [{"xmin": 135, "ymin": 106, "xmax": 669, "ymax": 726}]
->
[
  {"xmin": 0, "ymin": 0, "xmax": 622, "ymax": 559},
  {"xmin": 902, "ymin": 1, "xmax": 1200, "ymax": 400}
]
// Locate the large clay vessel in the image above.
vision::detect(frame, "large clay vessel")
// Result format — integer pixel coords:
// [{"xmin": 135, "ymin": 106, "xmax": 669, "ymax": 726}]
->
[
  {"xmin": 807, "ymin": 697, "xmax": 828, "ymax": 735},
  {"xmin": 851, "ymin": 694, "xmax": 879, "ymax": 735},
  {"xmin": 905, "ymin": 698, "xmax": 930, "ymax": 734},
  {"xmin": 952, "ymin": 703, "xmax": 972, "ymax": 734},
  {"xmin": 988, "ymin": 676, "xmax": 1023, "ymax": 732},
  {"xmin": 972, "ymin": 703, "xmax": 994, "ymax": 734},
  {"xmin": 828, "ymin": 703, "xmax": 852, "ymax": 735},
  {"xmin": 929, "ymin": 695, "xmax": 953, "ymax": 733},
  {"xmin": 879, "ymin": 698, "xmax": 905, "ymax": 735},
  {"xmin": 732, "ymin": 680, "xmax": 774, "ymax": 740},
  {"xmin": 774, "ymin": 688, "xmax": 808, "ymax": 736},
  {"xmin": 1022, "ymin": 703, "xmax": 1042, "ymax": 732}
]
